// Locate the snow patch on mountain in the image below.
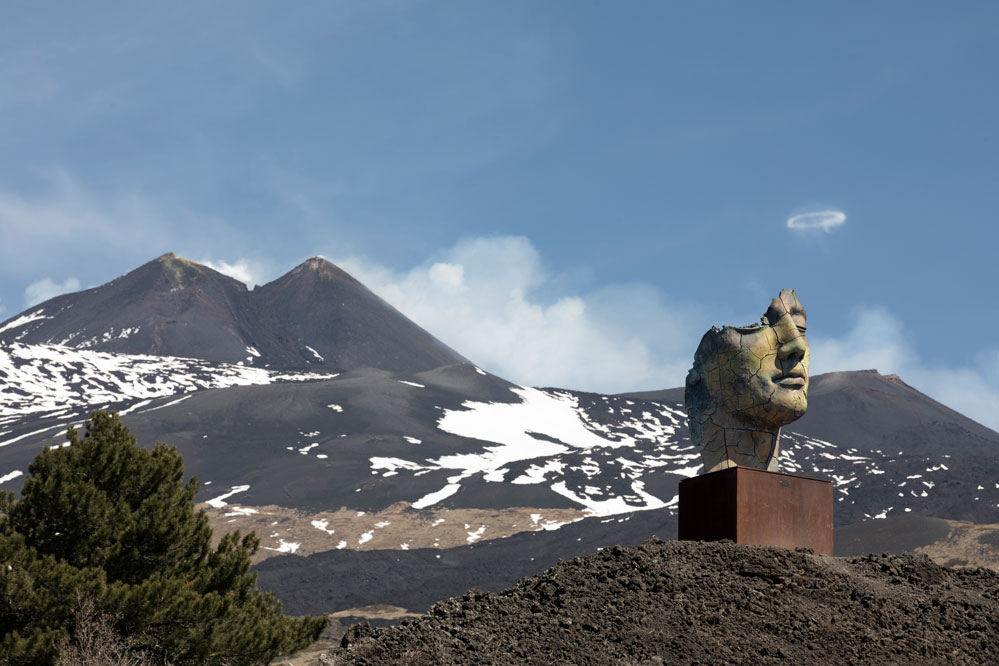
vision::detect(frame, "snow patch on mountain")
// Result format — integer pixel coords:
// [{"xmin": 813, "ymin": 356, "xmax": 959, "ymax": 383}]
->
[
  {"xmin": 263, "ymin": 539, "xmax": 300, "ymax": 554},
  {"xmin": 0, "ymin": 341, "xmax": 338, "ymax": 418},
  {"xmin": 375, "ymin": 387, "xmax": 690, "ymax": 516},
  {"xmin": 412, "ymin": 484, "xmax": 462, "ymax": 509},
  {"xmin": 0, "ymin": 470, "xmax": 23, "ymax": 484},
  {"xmin": 356, "ymin": 384, "xmax": 955, "ymax": 527},
  {"xmin": 206, "ymin": 485, "xmax": 251, "ymax": 508},
  {"xmin": 0, "ymin": 310, "xmax": 51, "ymax": 335}
]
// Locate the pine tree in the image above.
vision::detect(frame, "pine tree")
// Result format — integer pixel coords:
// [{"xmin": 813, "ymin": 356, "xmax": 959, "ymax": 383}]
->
[{"xmin": 0, "ymin": 411, "xmax": 326, "ymax": 665}]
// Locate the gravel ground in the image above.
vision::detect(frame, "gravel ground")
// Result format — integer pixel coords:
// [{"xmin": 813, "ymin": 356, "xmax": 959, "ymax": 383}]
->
[{"xmin": 322, "ymin": 538, "xmax": 999, "ymax": 665}]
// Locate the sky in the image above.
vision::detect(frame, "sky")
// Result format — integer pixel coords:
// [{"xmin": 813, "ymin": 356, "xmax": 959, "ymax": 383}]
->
[{"xmin": 0, "ymin": 2, "xmax": 997, "ymax": 429}]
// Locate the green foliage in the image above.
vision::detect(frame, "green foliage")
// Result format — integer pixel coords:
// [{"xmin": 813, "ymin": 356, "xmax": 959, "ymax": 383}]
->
[{"xmin": 0, "ymin": 411, "xmax": 326, "ymax": 665}]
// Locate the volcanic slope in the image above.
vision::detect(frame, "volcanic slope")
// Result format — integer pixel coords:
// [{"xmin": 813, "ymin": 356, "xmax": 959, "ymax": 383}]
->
[
  {"xmin": 326, "ymin": 539, "xmax": 999, "ymax": 666},
  {"xmin": 3, "ymin": 350, "xmax": 998, "ymax": 562},
  {"xmin": 0, "ymin": 253, "xmax": 466, "ymax": 373},
  {"xmin": 2, "ymin": 254, "xmax": 999, "ymax": 623}
]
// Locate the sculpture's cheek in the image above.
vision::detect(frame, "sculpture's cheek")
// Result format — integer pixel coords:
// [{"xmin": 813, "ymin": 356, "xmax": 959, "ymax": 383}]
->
[{"xmin": 714, "ymin": 327, "xmax": 778, "ymax": 414}]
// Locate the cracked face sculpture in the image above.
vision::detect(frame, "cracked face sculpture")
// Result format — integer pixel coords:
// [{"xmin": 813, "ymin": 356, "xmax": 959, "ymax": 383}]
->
[{"xmin": 684, "ymin": 289, "xmax": 809, "ymax": 474}]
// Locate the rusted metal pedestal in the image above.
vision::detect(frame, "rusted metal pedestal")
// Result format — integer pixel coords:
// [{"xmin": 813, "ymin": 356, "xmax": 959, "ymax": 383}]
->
[{"xmin": 678, "ymin": 467, "xmax": 834, "ymax": 555}]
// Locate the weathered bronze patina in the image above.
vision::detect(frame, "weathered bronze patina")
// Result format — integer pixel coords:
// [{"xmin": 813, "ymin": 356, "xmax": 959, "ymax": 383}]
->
[{"xmin": 684, "ymin": 289, "xmax": 809, "ymax": 473}]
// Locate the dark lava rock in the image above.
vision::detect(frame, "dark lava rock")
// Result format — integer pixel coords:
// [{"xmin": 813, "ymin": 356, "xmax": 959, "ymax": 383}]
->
[{"xmin": 323, "ymin": 539, "xmax": 999, "ymax": 665}]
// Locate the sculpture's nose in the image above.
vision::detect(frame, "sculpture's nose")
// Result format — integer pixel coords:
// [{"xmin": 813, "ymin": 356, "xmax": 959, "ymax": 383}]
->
[{"xmin": 775, "ymin": 315, "xmax": 807, "ymax": 365}]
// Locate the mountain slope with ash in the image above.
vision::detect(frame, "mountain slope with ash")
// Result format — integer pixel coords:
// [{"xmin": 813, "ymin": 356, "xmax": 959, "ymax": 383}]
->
[
  {"xmin": 2, "ymin": 253, "xmax": 998, "ymax": 630},
  {"xmin": 327, "ymin": 539, "xmax": 999, "ymax": 665},
  {"xmin": 255, "ymin": 505, "xmax": 677, "ymax": 616},
  {"xmin": 252, "ymin": 258, "xmax": 466, "ymax": 374},
  {"xmin": 836, "ymin": 514, "xmax": 999, "ymax": 571},
  {"xmin": 620, "ymin": 369, "xmax": 997, "ymax": 458},
  {"xmin": 0, "ymin": 253, "xmax": 466, "ymax": 373},
  {"xmin": 0, "ymin": 253, "xmax": 253, "ymax": 361},
  {"xmin": 0, "ymin": 340, "xmax": 336, "ymax": 419},
  {"xmin": 3, "ymin": 360, "xmax": 998, "ymax": 562}
]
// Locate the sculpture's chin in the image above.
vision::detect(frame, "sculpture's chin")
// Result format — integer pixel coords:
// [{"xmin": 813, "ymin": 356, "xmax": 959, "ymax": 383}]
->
[
  {"xmin": 774, "ymin": 392, "xmax": 807, "ymax": 422},
  {"xmin": 732, "ymin": 390, "xmax": 807, "ymax": 431}
]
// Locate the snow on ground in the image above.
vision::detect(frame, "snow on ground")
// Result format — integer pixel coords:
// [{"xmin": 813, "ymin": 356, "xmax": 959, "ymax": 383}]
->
[
  {"xmin": 361, "ymin": 385, "xmax": 960, "ymax": 527},
  {"xmin": 385, "ymin": 387, "xmax": 691, "ymax": 517},
  {"xmin": 206, "ymin": 485, "xmax": 251, "ymax": 508},
  {"xmin": 139, "ymin": 395, "xmax": 191, "ymax": 414},
  {"xmin": 0, "ymin": 470, "xmax": 23, "ymax": 484},
  {"xmin": 412, "ymin": 484, "xmax": 461, "ymax": 509},
  {"xmin": 0, "ymin": 341, "xmax": 338, "ymax": 418},
  {"xmin": 263, "ymin": 539, "xmax": 300, "ymax": 553},
  {"xmin": 223, "ymin": 506, "xmax": 259, "ymax": 517},
  {"xmin": 4, "ymin": 336, "xmax": 980, "ymax": 539},
  {"xmin": 117, "ymin": 399, "xmax": 152, "ymax": 415},
  {"xmin": 0, "ymin": 424, "xmax": 74, "ymax": 449},
  {"xmin": 69, "ymin": 327, "xmax": 144, "ymax": 349},
  {"xmin": 0, "ymin": 310, "xmax": 51, "ymax": 335},
  {"xmin": 551, "ymin": 479, "xmax": 669, "ymax": 518},
  {"xmin": 311, "ymin": 519, "xmax": 335, "ymax": 535}
]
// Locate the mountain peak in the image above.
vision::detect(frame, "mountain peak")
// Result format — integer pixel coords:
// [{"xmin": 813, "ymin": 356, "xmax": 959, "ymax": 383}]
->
[
  {"xmin": 303, "ymin": 256, "xmax": 330, "ymax": 268},
  {"xmin": 154, "ymin": 252, "xmax": 197, "ymax": 267},
  {"xmin": 150, "ymin": 252, "xmax": 211, "ymax": 282},
  {"xmin": 284, "ymin": 256, "xmax": 358, "ymax": 286},
  {"xmin": 2, "ymin": 253, "xmax": 467, "ymax": 374},
  {"xmin": 148, "ymin": 253, "xmax": 255, "ymax": 291},
  {"xmin": 295, "ymin": 255, "xmax": 337, "ymax": 272}
]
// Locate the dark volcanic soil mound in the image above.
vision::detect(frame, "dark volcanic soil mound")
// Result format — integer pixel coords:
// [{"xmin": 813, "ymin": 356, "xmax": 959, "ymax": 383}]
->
[{"xmin": 326, "ymin": 539, "xmax": 999, "ymax": 665}]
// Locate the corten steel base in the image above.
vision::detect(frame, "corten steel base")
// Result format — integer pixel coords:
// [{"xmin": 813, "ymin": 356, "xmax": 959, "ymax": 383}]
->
[{"xmin": 678, "ymin": 467, "xmax": 834, "ymax": 555}]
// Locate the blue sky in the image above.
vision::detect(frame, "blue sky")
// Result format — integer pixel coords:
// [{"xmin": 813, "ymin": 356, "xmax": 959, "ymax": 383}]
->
[{"xmin": 1, "ymin": 2, "xmax": 997, "ymax": 428}]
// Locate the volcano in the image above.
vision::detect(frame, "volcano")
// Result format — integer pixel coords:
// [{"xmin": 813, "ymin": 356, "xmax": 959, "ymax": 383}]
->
[
  {"xmin": 0, "ymin": 253, "xmax": 466, "ymax": 373},
  {"xmin": 1, "ymin": 254, "xmax": 997, "ymax": 623}
]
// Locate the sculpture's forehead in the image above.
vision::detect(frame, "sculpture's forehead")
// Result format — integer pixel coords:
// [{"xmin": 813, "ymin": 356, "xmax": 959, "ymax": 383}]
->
[
  {"xmin": 766, "ymin": 288, "xmax": 807, "ymax": 330},
  {"xmin": 714, "ymin": 323, "xmax": 775, "ymax": 352}
]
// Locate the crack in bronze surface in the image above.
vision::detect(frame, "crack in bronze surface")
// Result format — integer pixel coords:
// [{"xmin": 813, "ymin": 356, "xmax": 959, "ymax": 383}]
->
[{"xmin": 685, "ymin": 289, "xmax": 809, "ymax": 473}]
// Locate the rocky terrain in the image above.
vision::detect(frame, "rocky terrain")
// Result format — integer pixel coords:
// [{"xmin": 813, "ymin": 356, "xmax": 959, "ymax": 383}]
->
[{"xmin": 322, "ymin": 538, "xmax": 999, "ymax": 665}]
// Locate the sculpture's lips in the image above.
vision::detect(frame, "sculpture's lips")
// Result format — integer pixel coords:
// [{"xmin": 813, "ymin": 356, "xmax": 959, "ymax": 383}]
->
[{"xmin": 775, "ymin": 376, "xmax": 806, "ymax": 388}]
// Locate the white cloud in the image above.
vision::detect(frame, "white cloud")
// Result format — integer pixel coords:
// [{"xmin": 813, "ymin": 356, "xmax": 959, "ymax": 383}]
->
[
  {"xmin": 787, "ymin": 210, "xmax": 846, "ymax": 232},
  {"xmin": 24, "ymin": 276, "xmax": 81, "ymax": 307},
  {"xmin": 198, "ymin": 258, "xmax": 268, "ymax": 287},
  {"xmin": 808, "ymin": 307, "xmax": 913, "ymax": 374},
  {"xmin": 335, "ymin": 236, "xmax": 699, "ymax": 394},
  {"xmin": 810, "ymin": 308, "xmax": 999, "ymax": 432},
  {"xmin": 334, "ymin": 237, "xmax": 998, "ymax": 431}
]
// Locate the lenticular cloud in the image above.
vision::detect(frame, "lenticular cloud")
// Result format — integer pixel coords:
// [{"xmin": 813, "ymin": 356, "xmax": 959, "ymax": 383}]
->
[{"xmin": 786, "ymin": 210, "xmax": 846, "ymax": 232}]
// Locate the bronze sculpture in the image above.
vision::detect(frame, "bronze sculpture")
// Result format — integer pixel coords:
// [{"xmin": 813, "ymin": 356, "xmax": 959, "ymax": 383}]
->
[{"xmin": 684, "ymin": 289, "xmax": 809, "ymax": 473}]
